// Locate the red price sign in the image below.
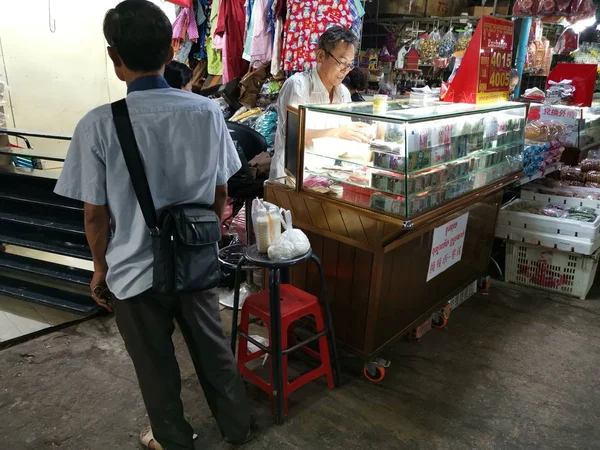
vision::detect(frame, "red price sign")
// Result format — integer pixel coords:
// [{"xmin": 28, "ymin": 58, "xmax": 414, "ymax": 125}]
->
[
  {"xmin": 441, "ymin": 16, "xmax": 514, "ymax": 104},
  {"xmin": 476, "ymin": 17, "xmax": 514, "ymax": 104}
]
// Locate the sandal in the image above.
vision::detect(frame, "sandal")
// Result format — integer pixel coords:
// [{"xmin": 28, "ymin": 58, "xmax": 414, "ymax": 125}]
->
[
  {"xmin": 139, "ymin": 426, "xmax": 198, "ymax": 449},
  {"xmin": 139, "ymin": 426, "xmax": 163, "ymax": 450}
]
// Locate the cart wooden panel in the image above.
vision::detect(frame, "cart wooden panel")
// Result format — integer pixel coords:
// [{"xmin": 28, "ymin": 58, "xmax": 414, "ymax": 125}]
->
[{"xmin": 265, "ymin": 182, "xmax": 505, "ymax": 358}]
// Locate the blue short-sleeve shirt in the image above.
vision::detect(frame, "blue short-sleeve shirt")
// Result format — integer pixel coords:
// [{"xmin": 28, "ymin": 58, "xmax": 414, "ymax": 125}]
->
[{"xmin": 55, "ymin": 77, "xmax": 241, "ymax": 300}]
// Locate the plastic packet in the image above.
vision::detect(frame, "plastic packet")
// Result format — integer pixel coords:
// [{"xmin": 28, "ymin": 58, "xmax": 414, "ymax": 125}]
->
[
  {"xmin": 252, "ymin": 109, "xmax": 278, "ymax": 148},
  {"xmin": 571, "ymin": 0, "xmax": 595, "ymax": 18},
  {"xmin": 545, "ymin": 79, "xmax": 575, "ymax": 105},
  {"xmin": 455, "ymin": 25, "xmax": 472, "ymax": 52},
  {"xmin": 566, "ymin": 206, "xmax": 597, "ymax": 222},
  {"xmin": 555, "ymin": 0, "xmax": 572, "ymax": 12},
  {"xmin": 513, "ymin": 0, "xmax": 537, "ymax": 16},
  {"xmin": 267, "ymin": 208, "xmax": 311, "ymax": 260},
  {"xmin": 439, "ymin": 29, "xmax": 456, "ymax": 58},
  {"xmin": 536, "ymin": 0, "xmax": 557, "ymax": 15},
  {"xmin": 252, "ymin": 199, "xmax": 281, "ymax": 253},
  {"xmin": 560, "ymin": 165, "xmax": 585, "ymax": 182},
  {"xmin": 580, "ymin": 158, "xmax": 600, "ymax": 172},
  {"xmin": 585, "ymin": 171, "xmax": 600, "ymax": 183},
  {"xmin": 230, "ymin": 205, "xmax": 247, "ymax": 244},
  {"xmin": 421, "ymin": 29, "xmax": 441, "ymax": 60}
]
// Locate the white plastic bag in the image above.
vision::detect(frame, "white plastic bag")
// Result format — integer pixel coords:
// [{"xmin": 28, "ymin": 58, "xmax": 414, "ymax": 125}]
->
[
  {"xmin": 252, "ymin": 198, "xmax": 281, "ymax": 253},
  {"xmin": 267, "ymin": 209, "xmax": 311, "ymax": 260}
]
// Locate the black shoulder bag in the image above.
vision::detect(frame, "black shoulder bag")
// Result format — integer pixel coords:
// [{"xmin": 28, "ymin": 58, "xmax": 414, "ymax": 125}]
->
[{"xmin": 111, "ymin": 99, "xmax": 221, "ymax": 294}]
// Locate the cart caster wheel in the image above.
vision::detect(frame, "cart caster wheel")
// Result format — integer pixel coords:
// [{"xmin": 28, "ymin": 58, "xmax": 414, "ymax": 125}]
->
[
  {"xmin": 432, "ymin": 316, "xmax": 448, "ymax": 329},
  {"xmin": 363, "ymin": 365, "xmax": 385, "ymax": 383}
]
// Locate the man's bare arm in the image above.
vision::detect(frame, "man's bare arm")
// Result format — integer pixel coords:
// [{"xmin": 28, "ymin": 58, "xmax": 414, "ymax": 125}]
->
[
  {"xmin": 84, "ymin": 203, "xmax": 112, "ymax": 311},
  {"xmin": 212, "ymin": 184, "xmax": 228, "ymax": 221},
  {"xmin": 84, "ymin": 203, "xmax": 110, "ymax": 272}
]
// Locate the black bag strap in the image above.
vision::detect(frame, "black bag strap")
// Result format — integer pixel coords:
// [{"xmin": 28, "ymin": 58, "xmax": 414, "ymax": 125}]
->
[{"xmin": 111, "ymin": 99, "xmax": 160, "ymax": 235}]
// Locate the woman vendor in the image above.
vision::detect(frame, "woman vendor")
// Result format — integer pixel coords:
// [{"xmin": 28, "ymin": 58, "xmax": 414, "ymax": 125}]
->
[{"xmin": 269, "ymin": 27, "xmax": 371, "ymax": 181}]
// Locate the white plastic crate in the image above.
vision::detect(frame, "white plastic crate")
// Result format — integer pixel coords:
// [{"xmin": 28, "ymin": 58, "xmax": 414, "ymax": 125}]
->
[
  {"xmin": 495, "ymin": 224, "xmax": 600, "ymax": 255},
  {"xmin": 520, "ymin": 189, "xmax": 600, "ymax": 212},
  {"xmin": 497, "ymin": 199, "xmax": 600, "ymax": 240},
  {"xmin": 505, "ymin": 241, "xmax": 600, "ymax": 299}
]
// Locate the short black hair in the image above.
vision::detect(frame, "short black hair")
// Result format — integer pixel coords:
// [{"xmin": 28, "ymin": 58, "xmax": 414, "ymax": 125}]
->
[
  {"xmin": 164, "ymin": 61, "xmax": 193, "ymax": 89},
  {"xmin": 104, "ymin": 0, "xmax": 172, "ymax": 72},
  {"xmin": 318, "ymin": 26, "xmax": 359, "ymax": 53},
  {"xmin": 344, "ymin": 67, "xmax": 368, "ymax": 91}
]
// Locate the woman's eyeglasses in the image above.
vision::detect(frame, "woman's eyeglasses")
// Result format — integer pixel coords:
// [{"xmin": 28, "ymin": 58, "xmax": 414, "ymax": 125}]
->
[{"xmin": 326, "ymin": 51, "xmax": 355, "ymax": 71}]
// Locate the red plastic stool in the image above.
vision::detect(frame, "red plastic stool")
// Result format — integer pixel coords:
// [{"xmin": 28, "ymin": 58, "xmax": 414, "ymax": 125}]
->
[
  {"xmin": 237, "ymin": 285, "xmax": 334, "ymax": 415},
  {"xmin": 231, "ymin": 245, "xmax": 340, "ymax": 424}
]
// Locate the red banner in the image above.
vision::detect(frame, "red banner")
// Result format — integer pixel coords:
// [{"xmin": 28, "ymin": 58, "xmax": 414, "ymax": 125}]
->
[{"xmin": 442, "ymin": 16, "xmax": 514, "ymax": 104}]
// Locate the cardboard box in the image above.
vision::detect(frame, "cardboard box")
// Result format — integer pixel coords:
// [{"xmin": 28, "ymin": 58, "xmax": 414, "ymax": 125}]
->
[
  {"xmin": 468, "ymin": 3, "xmax": 509, "ymax": 16},
  {"xmin": 469, "ymin": 6, "xmax": 494, "ymax": 16},
  {"xmin": 375, "ymin": 0, "xmax": 425, "ymax": 16},
  {"xmin": 426, "ymin": 0, "xmax": 454, "ymax": 16}
]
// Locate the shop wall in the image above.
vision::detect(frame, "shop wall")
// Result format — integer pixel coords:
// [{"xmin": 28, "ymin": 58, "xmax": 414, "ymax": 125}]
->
[{"xmin": 0, "ymin": 0, "xmax": 175, "ymax": 155}]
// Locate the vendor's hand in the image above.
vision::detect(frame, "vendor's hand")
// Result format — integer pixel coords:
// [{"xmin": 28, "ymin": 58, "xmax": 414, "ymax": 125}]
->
[
  {"xmin": 335, "ymin": 122, "xmax": 372, "ymax": 143},
  {"xmin": 90, "ymin": 271, "xmax": 114, "ymax": 313}
]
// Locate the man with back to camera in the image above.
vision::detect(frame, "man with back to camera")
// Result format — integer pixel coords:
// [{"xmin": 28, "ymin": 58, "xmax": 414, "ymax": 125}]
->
[
  {"xmin": 270, "ymin": 27, "xmax": 372, "ymax": 181},
  {"xmin": 53, "ymin": 1, "xmax": 252, "ymax": 449}
]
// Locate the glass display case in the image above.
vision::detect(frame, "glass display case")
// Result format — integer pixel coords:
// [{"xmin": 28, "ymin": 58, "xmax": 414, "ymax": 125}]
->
[{"xmin": 293, "ymin": 100, "xmax": 526, "ymax": 219}]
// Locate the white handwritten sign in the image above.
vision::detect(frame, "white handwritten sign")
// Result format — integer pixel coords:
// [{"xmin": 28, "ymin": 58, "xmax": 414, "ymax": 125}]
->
[
  {"xmin": 427, "ymin": 212, "xmax": 469, "ymax": 282},
  {"xmin": 539, "ymin": 105, "xmax": 580, "ymax": 147}
]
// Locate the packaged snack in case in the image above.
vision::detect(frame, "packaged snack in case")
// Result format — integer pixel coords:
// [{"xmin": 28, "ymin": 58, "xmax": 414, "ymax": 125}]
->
[
  {"xmin": 485, "ymin": 116, "xmax": 499, "ymax": 139},
  {"xmin": 373, "ymin": 151, "xmax": 392, "ymax": 170},
  {"xmin": 372, "ymin": 150, "xmax": 405, "ymax": 171},
  {"xmin": 389, "ymin": 176, "xmax": 406, "ymax": 195},
  {"xmin": 371, "ymin": 192, "xmax": 405, "ymax": 216},
  {"xmin": 419, "ymin": 127, "xmax": 433, "ymax": 149},
  {"xmin": 421, "ymin": 170, "xmax": 433, "ymax": 189},
  {"xmin": 580, "ymin": 158, "xmax": 600, "ymax": 172},
  {"xmin": 412, "ymin": 173, "xmax": 425, "ymax": 193},
  {"xmin": 429, "ymin": 190, "xmax": 441, "ymax": 207},
  {"xmin": 452, "ymin": 135, "xmax": 468, "ymax": 158},
  {"xmin": 408, "ymin": 148, "xmax": 431, "ymax": 171},
  {"xmin": 384, "ymin": 124, "xmax": 405, "ymax": 144},
  {"xmin": 430, "ymin": 144, "xmax": 452, "ymax": 165},
  {"xmin": 467, "ymin": 133, "xmax": 484, "ymax": 152},
  {"xmin": 429, "ymin": 166, "xmax": 444, "ymax": 186},
  {"xmin": 372, "ymin": 173, "xmax": 391, "ymax": 192},
  {"xmin": 432, "ymin": 122, "xmax": 452, "ymax": 147}
]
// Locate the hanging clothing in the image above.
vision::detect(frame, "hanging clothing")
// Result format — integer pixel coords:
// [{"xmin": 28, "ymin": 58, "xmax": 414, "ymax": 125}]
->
[
  {"xmin": 243, "ymin": 0, "xmax": 273, "ymax": 67},
  {"xmin": 174, "ymin": 40, "xmax": 194, "ymax": 63},
  {"xmin": 270, "ymin": 16, "xmax": 284, "ymax": 76},
  {"xmin": 172, "ymin": 7, "xmax": 200, "ymax": 41},
  {"xmin": 194, "ymin": 0, "xmax": 210, "ymax": 59},
  {"xmin": 283, "ymin": 0, "xmax": 353, "ymax": 72},
  {"xmin": 206, "ymin": 0, "xmax": 223, "ymax": 75},
  {"xmin": 214, "ymin": 0, "xmax": 249, "ymax": 82},
  {"xmin": 348, "ymin": 0, "xmax": 364, "ymax": 41}
]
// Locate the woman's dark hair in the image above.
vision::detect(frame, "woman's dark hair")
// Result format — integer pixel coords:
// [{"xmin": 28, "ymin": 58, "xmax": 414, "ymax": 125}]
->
[
  {"xmin": 164, "ymin": 61, "xmax": 193, "ymax": 89},
  {"xmin": 344, "ymin": 67, "xmax": 369, "ymax": 91},
  {"xmin": 103, "ymin": 0, "xmax": 172, "ymax": 72}
]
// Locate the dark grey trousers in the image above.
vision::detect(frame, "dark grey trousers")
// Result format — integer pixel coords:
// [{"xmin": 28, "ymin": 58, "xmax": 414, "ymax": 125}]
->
[{"xmin": 113, "ymin": 289, "xmax": 251, "ymax": 450}]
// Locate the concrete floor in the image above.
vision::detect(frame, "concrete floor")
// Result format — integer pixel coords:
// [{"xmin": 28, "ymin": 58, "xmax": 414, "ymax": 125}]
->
[{"xmin": 1, "ymin": 282, "xmax": 599, "ymax": 450}]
